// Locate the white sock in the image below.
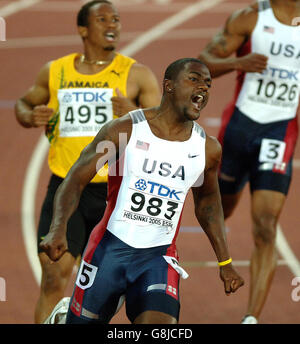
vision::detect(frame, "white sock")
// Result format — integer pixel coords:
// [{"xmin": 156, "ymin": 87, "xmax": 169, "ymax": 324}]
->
[{"xmin": 241, "ymin": 315, "xmax": 258, "ymax": 324}]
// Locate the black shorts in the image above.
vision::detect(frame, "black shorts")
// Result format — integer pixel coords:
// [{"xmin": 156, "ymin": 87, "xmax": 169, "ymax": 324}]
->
[
  {"xmin": 37, "ymin": 174, "xmax": 107, "ymax": 258},
  {"xmin": 218, "ymin": 106, "xmax": 298, "ymax": 195}
]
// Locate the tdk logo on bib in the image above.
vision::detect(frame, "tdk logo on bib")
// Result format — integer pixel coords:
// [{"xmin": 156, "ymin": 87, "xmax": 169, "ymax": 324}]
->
[
  {"xmin": 135, "ymin": 179, "xmax": 147, "ymax": 191},
  {"xmin": 262, "ymin": 67, "xmax": 299, "ymax": 81},
  {"xmin": 61, "ymin": 91, "xmax": 109, "ymax": 103},
  {"xmin": 135, "ymin": 179, "xmax": 182, "ymax": 200},
  {"xmin": 62, "ymin": 92, "xmax": 73, "ymax": 103}
]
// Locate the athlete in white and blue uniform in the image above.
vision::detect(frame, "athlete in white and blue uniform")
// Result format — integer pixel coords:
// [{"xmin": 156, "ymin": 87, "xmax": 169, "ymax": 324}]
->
[
  {"xmin": 40, "ymin": 58, "xmax": 244, "ymax": 324},
  {"xmin": 68, "ymin": 110, "xmax": 205, "ymax": 322},
  {"xmin": 199, "ymin": 0, "xmax": 300, "ymax": 324}
]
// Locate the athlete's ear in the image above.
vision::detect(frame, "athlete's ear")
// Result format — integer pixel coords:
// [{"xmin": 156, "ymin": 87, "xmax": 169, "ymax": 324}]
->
[
  {"xmin": 163, "ymin": 79, "xmax": 173, "ymax": 94},
  {"xmin": 78, "ymin": 26, "xmax": 88, "ymax": 39}
]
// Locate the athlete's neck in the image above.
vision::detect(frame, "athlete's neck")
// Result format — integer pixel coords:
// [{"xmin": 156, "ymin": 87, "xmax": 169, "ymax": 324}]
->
[
  {"xmin": 74, "ymin": 49, "xmax": 116, "ymax": 75},
  {"xmin": 75, "ymin": 44, "xmax": 116, "ymax": 74},
  {"xmin": 83, "ymin": 50, "xmax": 116, "ymax": 64},
  {"xmin": 272, "ymin": 0, "xmax": 300, "ymax": 7},
  {"xmin": 271, "ymin": 0, "xmax": 300, "ymax": 25},
  {"xmin": 148, "ymin": 102, "xmax": 194, "ymax": 141},
  {"xmin": 82, "ymin": 42, "xmax": 116, "ymax": 64}
]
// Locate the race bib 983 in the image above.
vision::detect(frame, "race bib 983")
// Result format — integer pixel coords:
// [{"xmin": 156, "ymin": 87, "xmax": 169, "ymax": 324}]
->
[{"xmin": 122, "ymin": 176, "xmax": 185, "ymax": 233}]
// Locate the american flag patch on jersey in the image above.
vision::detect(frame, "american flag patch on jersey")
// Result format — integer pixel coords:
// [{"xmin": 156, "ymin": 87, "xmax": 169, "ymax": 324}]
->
[
  {"xmin": 136, "ymin": 140, "xmax": 149, "ymax": 151},
  {"xmin": 263, "ymin": 25, "xmax": 274, "ymax": 33}
]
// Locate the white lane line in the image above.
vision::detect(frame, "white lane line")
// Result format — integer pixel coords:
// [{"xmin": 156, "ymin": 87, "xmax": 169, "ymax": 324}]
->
[
  {"xmin": 121, "ymin": 0, "xmax": 225, "ymax": 56},
  {"xmin": 0, "ymin": 100, "xmax": 15, "ymax": 108},
  {"xmin": 0, "ymin": 0, "xmax": 43, "ymax": 17},
  {"xmin": 27, "ymin": 1, "xmax": 246, "ymax": 13},
  {"xmin": 180, "ymin": 226, "xmax": 230, "ymax": 233},
  {"xmin": 181, "ymin": 227, "xmax": 300, "ymax": 273},
  {"xmin": 21, "ymin": 136, "xmax": 49, "ymax": 283},
  {"xmin": 276, "ymin": 224, "xmax": 300, "ymax": 277},
  {"xmin": 0, "ymin": 28, "xmax": 219, "ymax": 50},
  {"xmin": 0, "ymin": 34, "xmax": 82, "ymax": 49},
  {"xmin": 181, "ymin": 259, "xmax": 287, "ymax": 268},
  {"xmin": 21, "ymin": 0, "xmax": 226, "ymax": 286}
]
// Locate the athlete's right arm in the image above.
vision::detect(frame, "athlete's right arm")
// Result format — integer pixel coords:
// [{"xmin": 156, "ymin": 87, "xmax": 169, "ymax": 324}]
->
[
  {"xmin": 198, "ymin": 5, "xmax": 268, "ymax": 77},
  {"xmin": 192, "ymin": 136, "xmax": 244, "ymax": 295},
  {"xmin": 39, "ymin": 116, "xmax": 132, "ymax": 261},
  {"xmin": 15, "ymin": 62, "xmax": 54, "ymax": 128}
]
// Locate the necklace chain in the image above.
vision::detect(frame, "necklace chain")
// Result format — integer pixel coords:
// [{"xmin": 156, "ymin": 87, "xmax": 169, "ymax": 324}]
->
[{"xmin": 80, "ymin": 54, "xmax": 110, "ymax": 66}]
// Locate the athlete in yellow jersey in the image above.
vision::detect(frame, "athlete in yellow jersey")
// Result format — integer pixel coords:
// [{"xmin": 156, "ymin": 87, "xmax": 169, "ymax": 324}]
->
[
  {"xmin": 47, "ymin": 51, "xmax": 136, "ymax": 183},
  {"xmin": 15, "ymin": 0, "xmax": 161, "ymax": 324}
]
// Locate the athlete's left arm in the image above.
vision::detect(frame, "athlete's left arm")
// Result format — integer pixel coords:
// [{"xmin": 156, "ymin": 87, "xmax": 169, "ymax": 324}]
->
[
  {"xmin": 40, "ymin": 116, "xmax": 132, "ymax": 261},
  {"xmin": 192, "ymin": 135, "xmax": 244, "ymax": 295},
  {"xmin": 198, "ymin": 5, "xmax": 268, "ymax": 78},
  {"xmin": 111, "ymin": 64, "xmax": 161, "ymax": 117},
  {"xmin": 132, "ymin": 63, "xmax": 161, "ymax": 108}
]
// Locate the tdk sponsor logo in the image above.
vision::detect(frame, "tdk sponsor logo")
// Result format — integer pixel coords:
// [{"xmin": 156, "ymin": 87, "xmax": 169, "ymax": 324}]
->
[
  {"xmin": 262, "ymin": 67, "xmax": 299, "ymax": 81},
  {"xmin": 134, "ymin": 179, "xmax": 182, "ymax": 200},
  {"xmin": 148, "ymin": 181, "xmax": 182, "ymax": 200},
  {"xmin": 62, "ymin": 91, "xmax": 109, "ymax": 103},
  {"xmin": 135, "ymin": 179, "xmax": 147, "ymax": 191},
  {"xmin": 62, "ymin": 92, "xmax": 73, "ymax": 103}
]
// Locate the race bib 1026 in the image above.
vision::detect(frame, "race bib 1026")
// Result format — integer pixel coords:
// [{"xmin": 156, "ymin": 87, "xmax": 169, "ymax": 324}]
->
[
  {"xmin": 246, "ymin": 66, "xmax": 299, "ymax": 110},
  {"xmin": 58, "ymin": 88, "xmax": 113, "ymax": 137}
]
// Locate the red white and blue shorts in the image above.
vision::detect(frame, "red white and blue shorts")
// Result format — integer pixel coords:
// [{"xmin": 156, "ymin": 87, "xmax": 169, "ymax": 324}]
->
[{"xmin": 66, "ymin": 229, "xmax": 181, "ymax": 323}]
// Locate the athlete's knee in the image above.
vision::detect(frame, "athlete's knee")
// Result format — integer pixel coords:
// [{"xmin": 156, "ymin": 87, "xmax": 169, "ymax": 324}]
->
[
  {"xmin": 39, "ymin": 253, "xmax": 75, "ymax": 294},
  {"xmin": 252, "ymin": 213, "xmax": 277, "ymax": 245},
  {"xmin": 41, "ymin": 269, "xmax": 66, "ymax": 295}
]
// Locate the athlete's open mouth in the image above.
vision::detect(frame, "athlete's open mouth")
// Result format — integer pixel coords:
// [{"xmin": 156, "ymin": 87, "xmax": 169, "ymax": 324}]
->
[
  {"xmin": 191, "ymin": 94, "xmax": 205, "ymax": 110},
  {"xmin": 105, "ymin": 31, "xmax": 117, "ymax": 42}
]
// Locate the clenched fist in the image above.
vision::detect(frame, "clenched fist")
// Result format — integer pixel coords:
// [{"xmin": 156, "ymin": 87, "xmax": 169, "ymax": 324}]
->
[
  {"xmin": 236, "ymin": 53, "xmax": 268, "ymax": 73},
  {"xmin": 111, "ymin": 88, "xmax": 137, "ymax": 117},
  {"xmin": 30, "ymin": 105, "xmax": 54, "ymax": 127},
  {"xmin": 39, "ymin": 230, "xmax": 68, "ymax": 262},
  {"xmin": 219, "ymin": 264, "xmax": 244, "ymax": 295}
]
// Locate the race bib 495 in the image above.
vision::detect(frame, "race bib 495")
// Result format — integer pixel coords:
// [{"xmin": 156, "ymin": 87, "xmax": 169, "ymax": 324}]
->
[{"xmin": 58, "ymin": 88, "xmax": 113, "ymax": 137}]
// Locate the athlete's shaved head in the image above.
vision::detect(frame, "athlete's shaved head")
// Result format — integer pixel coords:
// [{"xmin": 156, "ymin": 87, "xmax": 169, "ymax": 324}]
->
[
  {"xmin": 77, "ymin": 0, "xmax": 113, "ymax": 27},
  {"xmin": 164, "ymin": 58, "xmax": 208, "ymax": 81}
]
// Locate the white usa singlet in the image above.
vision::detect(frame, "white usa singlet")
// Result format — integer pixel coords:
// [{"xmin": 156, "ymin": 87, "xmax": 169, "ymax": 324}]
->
[
  {"xmin": 235, "ymin": 0, "xmax": 300, "ymax": 123},
  {"xmin": 106, "ymin": 110, "xmax": 206, "ymax": 248}
]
